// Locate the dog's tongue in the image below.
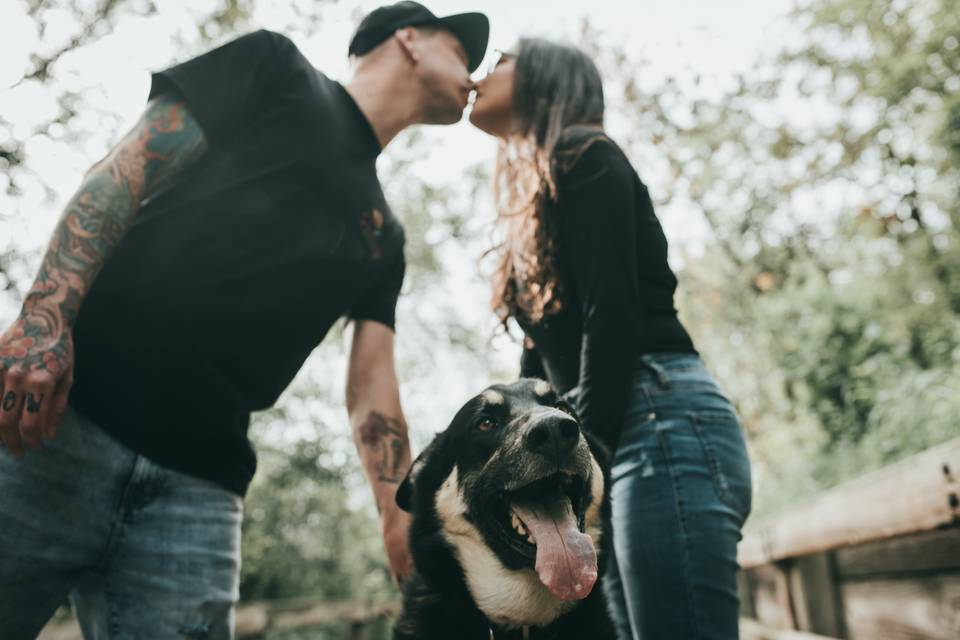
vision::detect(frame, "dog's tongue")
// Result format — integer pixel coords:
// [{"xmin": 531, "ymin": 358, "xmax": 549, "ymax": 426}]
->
[{"xmin": 511, "ymin": 487, "xmax": 598, "ymax": 601}]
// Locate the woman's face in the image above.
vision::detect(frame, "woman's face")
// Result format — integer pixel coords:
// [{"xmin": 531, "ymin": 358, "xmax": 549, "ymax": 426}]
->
[{"xmin": 469, "ymin": 52, "xmax": 516, "ymax": 138}]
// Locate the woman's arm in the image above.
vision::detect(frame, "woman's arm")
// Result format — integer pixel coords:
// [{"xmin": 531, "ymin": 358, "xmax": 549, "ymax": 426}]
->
[
  {"xmin": 557, "ymin": 139, "xmax": 642, "ymax": 451},
  {"xmin": 519, "ymin": 337, "xmax": 548, "ymax": 379}
]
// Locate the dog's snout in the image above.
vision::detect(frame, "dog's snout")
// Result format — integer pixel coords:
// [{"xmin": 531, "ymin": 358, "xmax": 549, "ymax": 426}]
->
[{"xmin": 523, "ymin": 413, "xmax": 580, "ymax": 457}]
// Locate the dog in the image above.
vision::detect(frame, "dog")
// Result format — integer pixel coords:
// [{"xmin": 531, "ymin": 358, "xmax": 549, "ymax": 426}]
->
[{"xmin": 393, "ymin": 378, "xmax": 616, "ymax": 640}]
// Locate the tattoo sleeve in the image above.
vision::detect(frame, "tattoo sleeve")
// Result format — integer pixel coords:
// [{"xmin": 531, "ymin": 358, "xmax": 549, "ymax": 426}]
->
[{"xmin": 18, "ymin": 94, "xmax": 207, "ymax": 333}]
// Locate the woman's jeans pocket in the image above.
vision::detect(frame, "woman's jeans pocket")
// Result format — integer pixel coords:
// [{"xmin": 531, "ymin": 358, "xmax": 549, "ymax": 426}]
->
[{"xmin": 689, "ymin": 408, "xmax": 753, "ymax": 524}]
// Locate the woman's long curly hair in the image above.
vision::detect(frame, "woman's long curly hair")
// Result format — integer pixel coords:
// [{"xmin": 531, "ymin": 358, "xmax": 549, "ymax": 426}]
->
[{"xmin": 489, "ymin": 38, "xmax": 606, "ymax": 326}]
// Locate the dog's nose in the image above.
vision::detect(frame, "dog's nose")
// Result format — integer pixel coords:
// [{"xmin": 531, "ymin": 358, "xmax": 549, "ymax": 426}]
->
[{"xmin": 523, "ymin": 413, "xmax": 580, "ymax": 457}]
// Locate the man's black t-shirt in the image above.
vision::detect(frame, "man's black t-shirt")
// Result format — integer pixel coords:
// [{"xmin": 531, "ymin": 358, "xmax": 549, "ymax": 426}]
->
[{"xmin": 69, "ymin": 30, "xmax": 406, "ymax": 496}]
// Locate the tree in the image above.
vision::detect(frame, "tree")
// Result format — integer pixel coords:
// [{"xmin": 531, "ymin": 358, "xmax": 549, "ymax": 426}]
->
[{"xmin": 584, "ymin": 0, "xmax": 959, "ymax": 517}]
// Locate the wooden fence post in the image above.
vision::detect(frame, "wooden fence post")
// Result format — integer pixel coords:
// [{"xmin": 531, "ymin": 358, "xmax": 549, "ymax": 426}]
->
[{"xmin": 787, "ymin": 552, "xmax": 846, "ymax": 638}]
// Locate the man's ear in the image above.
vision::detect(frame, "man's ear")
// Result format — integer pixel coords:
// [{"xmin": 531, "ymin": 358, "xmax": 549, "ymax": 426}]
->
[
  {"xmin": 396, "ymin": 431, "xmax": 446, "ymax": 512},
  {"xmin": 393, "ymin": 27, "xmax": 420, "ymax": 65}
]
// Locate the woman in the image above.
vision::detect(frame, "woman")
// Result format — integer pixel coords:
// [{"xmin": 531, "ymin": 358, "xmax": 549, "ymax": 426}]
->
[{"xmin": 469, "ymin": 39, "xmax": 753, "ymax": 639}]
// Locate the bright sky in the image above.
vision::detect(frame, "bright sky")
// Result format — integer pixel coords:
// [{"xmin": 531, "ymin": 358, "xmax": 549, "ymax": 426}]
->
[
  {"xmin": 293, "ymin": 0, "xmax": 800, "ymax": 192},
  {"xmin": 1, "ymin": 0, "xmax": 797, "ymax": 246}
]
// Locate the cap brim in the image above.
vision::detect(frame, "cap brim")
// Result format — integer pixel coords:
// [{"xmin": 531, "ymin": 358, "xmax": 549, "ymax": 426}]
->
[{"xmin": 437, "ymin": 12, "xmax": 490, "ymax": 73}]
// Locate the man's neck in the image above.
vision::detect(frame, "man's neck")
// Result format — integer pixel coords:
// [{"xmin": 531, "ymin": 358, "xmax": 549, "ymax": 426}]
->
[{"xmin": 345, "ymin": 71, "xmax": 421, "ymax": 149}]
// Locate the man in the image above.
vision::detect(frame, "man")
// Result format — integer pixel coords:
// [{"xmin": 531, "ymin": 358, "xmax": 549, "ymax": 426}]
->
[{"xmin": 0, "ymin": 3, "xmax": 489, "ymax": 638}]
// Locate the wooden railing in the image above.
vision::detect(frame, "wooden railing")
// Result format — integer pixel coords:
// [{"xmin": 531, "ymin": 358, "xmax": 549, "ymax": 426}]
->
[{"xmin": 737, "ymin": 436, "xmax": 960, "ymax": 640}]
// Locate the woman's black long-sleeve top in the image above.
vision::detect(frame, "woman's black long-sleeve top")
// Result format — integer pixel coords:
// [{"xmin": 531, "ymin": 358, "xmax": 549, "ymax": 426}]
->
[{"xmin": 516, "ymin": 128, "xmax": 697, "ymax": 451}]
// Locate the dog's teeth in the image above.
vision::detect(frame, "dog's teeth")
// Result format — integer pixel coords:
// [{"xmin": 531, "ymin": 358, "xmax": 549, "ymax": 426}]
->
[
  {"xmin": 511, "ymin": 512, "xmax": 528, "ymax": 536},
  {"xmin": 526, "ymin": 533, "xmax": 535, "ymax": 544}
]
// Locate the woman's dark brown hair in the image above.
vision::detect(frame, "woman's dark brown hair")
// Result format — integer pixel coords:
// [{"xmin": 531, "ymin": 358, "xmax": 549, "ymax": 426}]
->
[{"xmin": 488, "ymin": 38, "xmax": 606, "ymax": 325}]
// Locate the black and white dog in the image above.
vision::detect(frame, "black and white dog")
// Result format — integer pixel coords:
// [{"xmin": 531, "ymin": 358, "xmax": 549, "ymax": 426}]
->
[{"xmin": 394, "ymin": 379, "xmax": 616, "ymax": 640}]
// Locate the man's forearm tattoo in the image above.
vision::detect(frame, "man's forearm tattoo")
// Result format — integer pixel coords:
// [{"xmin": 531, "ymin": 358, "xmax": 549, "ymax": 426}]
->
[
  {"xmin": 358, "ymin": 411, "xmax": 407, "ymax": 484},
  {"xmin": 5, "ymin": 95, "xmax": 207, "ymax": 377}
]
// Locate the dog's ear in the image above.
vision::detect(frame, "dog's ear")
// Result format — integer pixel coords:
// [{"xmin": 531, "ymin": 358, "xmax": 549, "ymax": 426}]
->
[
  {"xmin": 396, "ymin": 465, "xmax": 417, "ymax": 513},
  {"xmin": 396, "ymin": 431, "xmax": 447, "ymax": 512}
]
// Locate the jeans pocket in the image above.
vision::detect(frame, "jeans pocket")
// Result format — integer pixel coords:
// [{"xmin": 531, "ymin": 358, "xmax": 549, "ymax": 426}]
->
[{"xmin": 689, "ymin": 409, "xmax": 753, "ymax": 523}]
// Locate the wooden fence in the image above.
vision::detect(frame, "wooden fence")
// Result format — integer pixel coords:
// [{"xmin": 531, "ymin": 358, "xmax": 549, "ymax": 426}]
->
[{"xmin": 737, "ymin": 436, "xmax": 960, "ymax": 639}]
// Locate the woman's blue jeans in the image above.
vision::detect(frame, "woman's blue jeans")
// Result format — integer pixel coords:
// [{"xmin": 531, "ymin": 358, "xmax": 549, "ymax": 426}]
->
[{"xmin": 601, "ymin": 353, "xmax": 753, "ymax": 639}]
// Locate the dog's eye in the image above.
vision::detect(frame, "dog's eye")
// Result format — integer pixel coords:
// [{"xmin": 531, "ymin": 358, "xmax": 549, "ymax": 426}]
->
[
  {"xmin": 477, "ymin": 417, "xmax": 497, "ymax": 431},
  {"xmin": 555, "ymin": 402, "xmax": 575, "ymax": 416}
]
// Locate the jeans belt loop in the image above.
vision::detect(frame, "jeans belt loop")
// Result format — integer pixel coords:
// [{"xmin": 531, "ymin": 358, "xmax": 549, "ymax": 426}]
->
[{"xmin": 639, "ymin": 354, "xmax": 672, "ymax": 390}]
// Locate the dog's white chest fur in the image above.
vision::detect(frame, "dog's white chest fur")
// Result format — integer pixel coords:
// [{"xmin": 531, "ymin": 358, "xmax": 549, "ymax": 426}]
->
[{"xmin": 434, "ymin": 469, "xmax": 603, "ymax": 628}]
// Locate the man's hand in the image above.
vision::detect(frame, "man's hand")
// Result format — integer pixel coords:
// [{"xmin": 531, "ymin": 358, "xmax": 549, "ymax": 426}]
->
[
  {"xmin": 0, "ymin": 310, "xmax": 74, "ymax": 457},
  {"xmin": 380, "ymin": 500, "xmax": 414, "ymax": 588}
]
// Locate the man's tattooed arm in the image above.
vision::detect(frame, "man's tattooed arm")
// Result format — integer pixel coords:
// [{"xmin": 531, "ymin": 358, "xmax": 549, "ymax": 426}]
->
[
  {"xmin": 0, "ymin": 94, "xmax": 208, "ymax": 455},
  {"xmin": 346, "ymin": 322, "xmax": 413, "ymax": 501},
  {"xmin": 345, "ymin": 320, "xmax": 414, "ymax": 584},
  {"xmin": 22, "ymin": 93, "xmax": 207, "ymax": 331},
  {"xmin": 358, "ymin": 411, "xmax": 409, "ymax": 486}
]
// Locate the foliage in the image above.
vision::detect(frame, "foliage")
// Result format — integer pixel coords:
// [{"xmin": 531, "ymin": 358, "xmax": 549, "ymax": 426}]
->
[{"xmin": 585, "ymin": 0, "xmax": 959, "ymax": 519}]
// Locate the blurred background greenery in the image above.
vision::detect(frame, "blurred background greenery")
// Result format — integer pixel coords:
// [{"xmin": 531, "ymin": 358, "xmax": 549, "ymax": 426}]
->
[{"xmin": 2, "ymin": 0, "xmax": 958, "ymax": 637}]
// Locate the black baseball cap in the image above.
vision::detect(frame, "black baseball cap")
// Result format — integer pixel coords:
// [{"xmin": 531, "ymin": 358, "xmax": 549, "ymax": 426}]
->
[{"xmin": 348, "ymin": 1, "xmax": 490, "ymax": 73}]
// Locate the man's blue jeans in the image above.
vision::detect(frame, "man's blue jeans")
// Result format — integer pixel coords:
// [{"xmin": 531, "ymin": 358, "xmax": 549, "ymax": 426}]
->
[
  {"xmin": 601, "ymin": 354, "xmax": 753, "ymax": 639},
  {"xmin": 0, "ymin": 405, "xmax": 243, "ymax": 639}
]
